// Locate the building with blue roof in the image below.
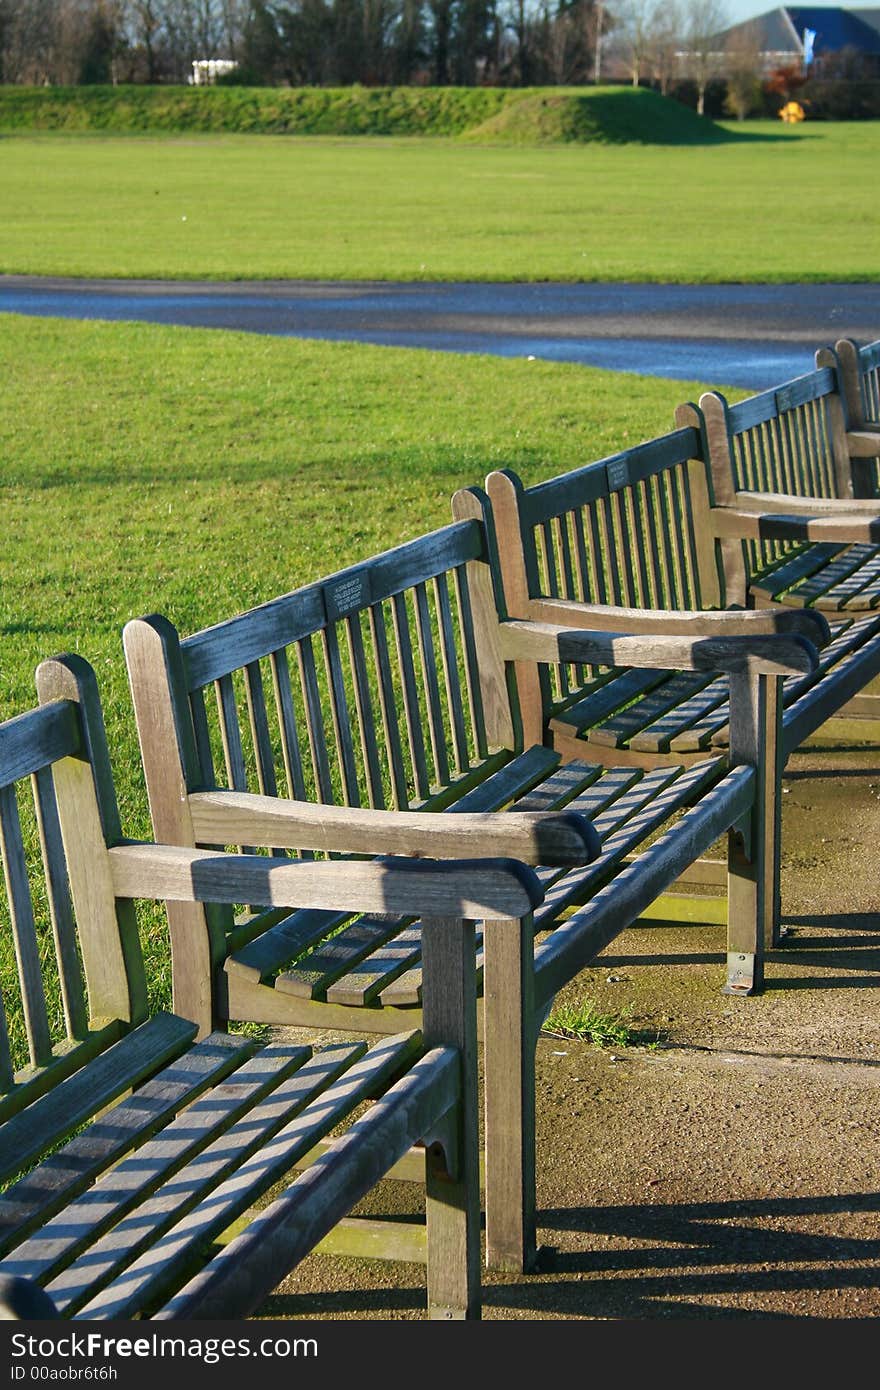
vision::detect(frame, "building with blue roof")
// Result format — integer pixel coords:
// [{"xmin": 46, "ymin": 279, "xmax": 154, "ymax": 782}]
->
[{"xmin": 720, "ymin": 6, "xmax": 880, "ymax": 73}]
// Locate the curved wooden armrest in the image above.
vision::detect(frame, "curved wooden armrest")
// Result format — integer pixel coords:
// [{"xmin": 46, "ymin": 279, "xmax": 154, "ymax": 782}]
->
[
  {"xmin": 528, "ymin": 596, "xmax": 830, "ymax": 647},
  {"xmin": 848, "ymin": 430, "xmax": 880, "ymax": 455},
  {"xmin": 187, "ymin": 793, "xmax": 600, "ymax": 868},
  {"xmin": 499, "ymin": 619, "xmax": 817, "ymax": 677},
  {"xmin": 733, "ymin": 491, "xmax": 880, "ymax": 516},
  {"xmin": 109, "ymin": 844, "xmax": 546, "ymax": 921},
  {"xmin": 713, "ymin": 507, "xmax": 880, "ymax": 546}
]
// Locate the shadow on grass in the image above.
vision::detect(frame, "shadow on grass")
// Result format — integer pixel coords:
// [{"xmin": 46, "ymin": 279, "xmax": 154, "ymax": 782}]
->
[{"xmin": 563, "ymin": 90, "xmax": 793, "ymax": 147}]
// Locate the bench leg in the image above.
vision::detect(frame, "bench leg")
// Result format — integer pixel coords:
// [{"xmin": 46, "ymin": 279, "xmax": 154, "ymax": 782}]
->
[
  {"xmin": 422, "ymin": 917, "xmax": 481, "ymax": 1319},
  {"xmin": 725, "ymin": 673, "xmax": 774, "ymax": 995},
  {"xmin": 762, "ymin": 676, "xmax": 783, "ymax": 950},
  {"xmin": 482, "ymin": 915, "xmax": 537, "ymax": 1274}
]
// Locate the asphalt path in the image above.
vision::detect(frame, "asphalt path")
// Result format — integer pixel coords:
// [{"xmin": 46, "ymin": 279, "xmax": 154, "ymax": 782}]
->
[{"xmin": 2, "ymin": 276, "xmax": 879, "ymax": 389}]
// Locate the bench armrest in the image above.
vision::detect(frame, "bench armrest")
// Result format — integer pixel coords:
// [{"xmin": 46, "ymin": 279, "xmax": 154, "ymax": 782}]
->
[
  {"xmin": 109, "ymin": 843, "xmax": 545, "ymax": 921},
  {"xmin": 712, "ymin": 507, "xmax": 880, "ymax": 545},
  {"xmin": 732, "ymin": 491, "xmax": 880, "ymax": 515},
  {"xmin": 848, "ymin": 429, "xmax": 880, "ymax": 455},
  {"xmin": 187, "ymin": 793, "xmax": 600, "ymax": 867},
  {"xmin": 528, "ymin": 596, "xmax": 830, "ymax": 648},
  {"xmin": 499, "ymin": 618, "xmax": 818, "ymax": 677}
]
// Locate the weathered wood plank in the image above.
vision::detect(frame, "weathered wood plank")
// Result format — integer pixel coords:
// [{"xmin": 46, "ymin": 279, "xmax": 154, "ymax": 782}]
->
[
  {"xmin": 0, "ymin": 783, "xmax": 54, "ymax": 1069},
  {"xmin": 155, "ymin": 1046, "xmax": 457, "ymax": 1320},
  {"xmin": 630, "ymin": 677, "xmax": 729, "ymax": 753},
  {"xmin": 0, "ymin": 702, "xmax": 81, "ymax": 792},
  {"xmin": 533, "ymin": 766, "xmax": 755, "ymax": 1008},
  {"xmin": 0, "ymin": 1032, "xmax": 256, "ymax": 1265},
  {"xmin": 74, "ymin": 1034, "xmax": 418, "ymax": 1318},
  {"xmin": 587, "ymin": 671, "xmax": 714, "ymax": 748},
  {"xmin": 31, "ymin": 767, "xmax": 89, "ymax": 1043},
  {"xmin": 0, "ymin": 1013, "xmax": 196, "ymax": 1187}
]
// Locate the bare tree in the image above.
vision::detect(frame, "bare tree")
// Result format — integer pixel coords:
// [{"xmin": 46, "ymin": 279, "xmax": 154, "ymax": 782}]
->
[
  {"xmin": 723, "ymin": 18, "xmax": 762, "ymax": 119},
  {"xmin": 679, "ymin": 0, "xmax": 728, "ymax": 115},
  {"xmin": 611, "ymin": 0, "xmax": 658, "ymax": 86},
  {"xmin": 649, "ymin": 0, "xmax": 679, "ymax": 93}
]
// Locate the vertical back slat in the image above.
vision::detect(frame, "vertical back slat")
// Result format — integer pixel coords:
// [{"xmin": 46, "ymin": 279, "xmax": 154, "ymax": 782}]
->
[
  {"xmin": 452, "ymin": 566, "xmax": 490, "ymax": 762},
  {"xmin": 391, "ymin": 591, "xmax": 431, "ymax": 803},
  {"xmin": 653, "ymin": 471, "xmax": 677, "ymax": 607},
  {"xmin": 32, "ymin": 767, "xmax": 88, "ymax": 1042},
  {"xmin": 585, "ymin": 503, "xmax": 608, "ymax": 604},
  {"xmin": 321, "ymin": 623, "xmax": 361, "ymax": 807},
  {"xmin": 434, "ymin": 574, "xmax": 470, "ymax": 777},
  {"xmin": 297, "ymin": 636, "xmax": 335, "ymax": 805},
  {"xmin": 188, "ymin": 689, "xmax": 216, "ymax": 789},
  {"xmin": 345, "ymin": 614, "xmax": 386, "ymax": 810},
  {"xmin": 626, "ymin": 486, "xmax": 652, "ymax": 607},
  {"xmin": 269, "ymin": 648, "xmax": 309, "ymax": 803},
  {"xmin": 571, "ymin": 508, "xmax": 592, "ymax": 603},
  {"xmin": 0, "ymin": 784, "xmax": 53, "ymax": 1069},
  {"xmin": 368, "ymin": 602, "xmax": 410, "ymax": 809},
  {"xmin": 668, "ymin": 465, "xmax": 694, "ymax": 607},
  {"xmin": 215, "ymin": 675, "xmax": 249, "ymax": 793},
  {"xmin": 414, "ymin": 583, "xmax": 450, "ymax": 788},
  {"xmin": 243, "ymin": 661, "xmax": 279, "ymax": 799}
]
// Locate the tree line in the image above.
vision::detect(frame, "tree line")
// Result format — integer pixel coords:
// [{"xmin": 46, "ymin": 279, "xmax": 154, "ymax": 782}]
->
[{"xmin": 0, "ymin": 0, "xmax": 741, "ymax": 91}]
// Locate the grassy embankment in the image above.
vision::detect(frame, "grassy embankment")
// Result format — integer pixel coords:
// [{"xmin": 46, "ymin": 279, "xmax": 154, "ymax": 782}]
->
[{"xmin": 0, "ymin": 87, "xmax": 877, "ymax": 280}]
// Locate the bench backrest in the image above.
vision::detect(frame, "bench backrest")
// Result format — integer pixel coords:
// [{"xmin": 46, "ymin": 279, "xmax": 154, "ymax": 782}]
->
[
  {"xmin": 481, "ymin": 427, "xmax": 719, "ymax": 742},
  {"xmin": 124, "ymin": 515, "xmax": 517, "ymax": 1030},
  {"xmin": 835, "ymin": 336, "xmax": 880, "ymax": 449},
  {"xmin": 0, "ymin": 657, "xmax": 146, "ymax": 1136},
  {"xmin": 679, "ymin": 363, "xmax": 864, "ymax": 603}
]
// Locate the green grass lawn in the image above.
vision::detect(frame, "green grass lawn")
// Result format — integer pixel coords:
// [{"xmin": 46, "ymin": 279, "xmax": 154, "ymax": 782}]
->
[
  {"xmin": 1, "ymin": 122, "xmax": 878, "ymax": 281},
  {"xmin": 0, "ymin": 313, "xmax": 727, "ymax": 802}
]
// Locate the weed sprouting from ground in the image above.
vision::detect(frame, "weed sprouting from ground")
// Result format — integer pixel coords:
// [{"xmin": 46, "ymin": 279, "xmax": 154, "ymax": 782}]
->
[
  {"xmin": 543, "ymin": 1000, "xmax": 635, "ymax": 1048},
  {"xmin": 543, "ymin": 999, "xmax": 670, "ymax": 1049}
]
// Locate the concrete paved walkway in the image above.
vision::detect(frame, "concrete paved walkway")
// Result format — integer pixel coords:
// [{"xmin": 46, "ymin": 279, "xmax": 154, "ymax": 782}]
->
[{"xmin": 3, "ymin": 277, "xmax": 879, "ymax": 389}]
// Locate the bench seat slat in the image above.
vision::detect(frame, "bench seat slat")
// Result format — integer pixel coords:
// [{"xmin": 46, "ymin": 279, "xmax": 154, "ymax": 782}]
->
[
  {"xmin": 706, "ymin": 612, "xmax": 880, "ymax": 747},
  {"xmin": 534, "ymin": 758, "xmax": 724, "ymax": 928},
  {"xmin": 630, "ymin": 677, "xmax": 729, "ymax": 752},
  {"xmin": 0, "ymin": 1032, "xmax": 251, "ymax": 1259},
  {"xmin": 0, "ymin": 1013, "xmax": 197, "ymax": 1187},
  {"xmin": 332, "ymin": 764, "xmax": 602, "ymax": 1008},
  {"xmin": 550, "ymin": 668, "xmax": 672, "ymax": 737},
  {"xmin": 1, "ymin": 1035, "xmax": 281, "ymax": 1282},
  {"xmin": 587, "ymin": 671, "xmax": 715, "ymax": 749},
  {"xmin": 48, "ymin": 1039, "xmax": 369, "ymax": 1316},
  {"xmin": 533, "ymin": 765, "xmax": 755, "ymax": 1005},
  {"xmin": 782, "ymin": 625, "xmax": 880, "ymax": 753},
  {"xmin": 776, "ymin": 545, "xmax": 878, "ymax": 607},
  {"xmin": 226, "ymin": 909, "xmax": 351, "ymax": 983},
  {"xmin": 275, "ymin": 914, "xmax": 409, "ymax": 999},
  {"xmin": 376, "ymin": 763, "xmax": 711, "ymax": 1007},
  {"xmin": 72, "ymin": 1033, "xmax": 418, "ymax": 1320},
  {"xmin": 158, "ymin": 1045, "xmax": 458, "ymax": 1322},
  {"xmin": 325, "ymin": 924, "xmax": 431, "ymax": 1006},
  {"xmin": 817, "ymin": 553, "xmax": 880, "ymax": 610},
  {"xmin": 749, "ymin": 543, "xmax": 843, "ymax": 600}
]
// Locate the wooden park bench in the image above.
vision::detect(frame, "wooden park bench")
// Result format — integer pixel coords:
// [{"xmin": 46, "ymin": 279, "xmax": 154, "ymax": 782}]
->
[
  {"xmin": 684, "ymin": 360, "xmax": 880, "ymax": 617},
  {"xmin": 485, "ymin": 393, "xmax": 880, "ymax": 957},
  {"xmin": 123, "ymin": 511, "xmax": 817, "ymax": 1272},
  {"xmin": 680, "ymin": 358, "xmax": 880, "ymax": 749},
  {"xmin": 0, "ymin": 654, "xmax": 555, "ymax": 1320}
]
